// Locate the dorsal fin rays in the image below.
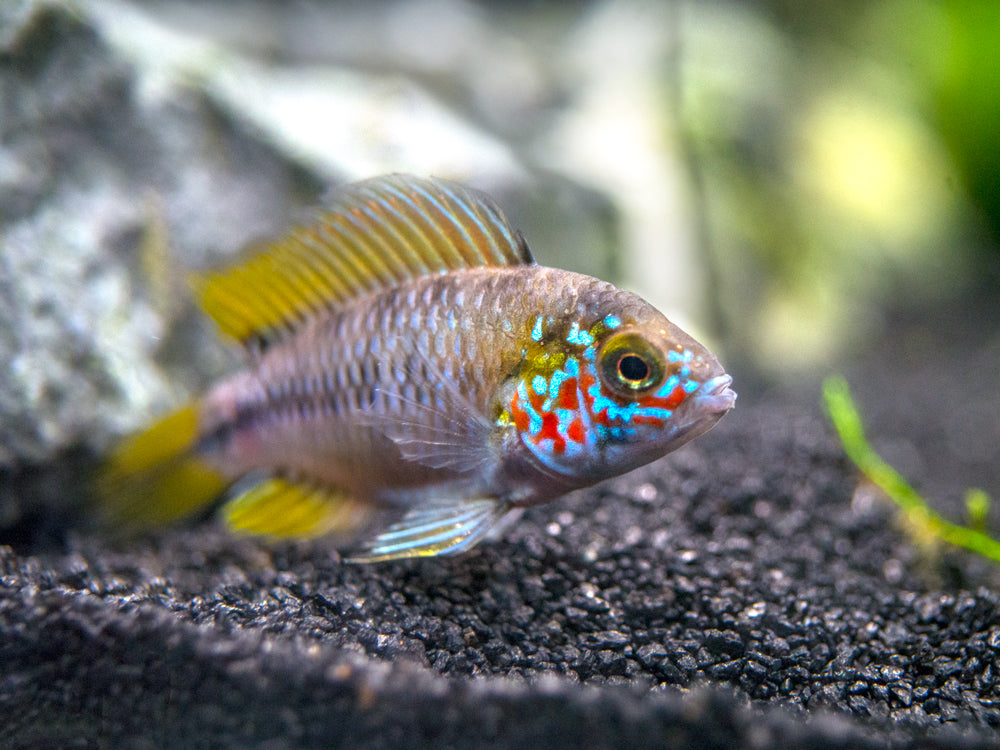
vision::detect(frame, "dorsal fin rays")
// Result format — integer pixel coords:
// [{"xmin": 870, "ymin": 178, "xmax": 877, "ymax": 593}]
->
[
  {"xmin": 192, "ymin": 174, "xmax": 533, "ymax": 347},
  {"xmin": 310, "ymin": 221, "xmax": 379, "ymax": 295},
  {"xmin": 355, "ymin": 183, "xmax": 451, "ymax": 271},
  {"xmin": 383, "ymin": 178, "xmax": 523, "ymax": 268},
  {"xmin": 382, "ymin": 181, "xmax": 486, "ymax": 268},
  {"xmin": 329, "ymin": 210, "xmax": 407, "ymax": 286},
  {"xmin": 411, "ymin": 179, "xmax": 516, "ymax": 266},
  {"xmin": 351, "ymin": 196, "xmax": 434, "ymax": 277}
]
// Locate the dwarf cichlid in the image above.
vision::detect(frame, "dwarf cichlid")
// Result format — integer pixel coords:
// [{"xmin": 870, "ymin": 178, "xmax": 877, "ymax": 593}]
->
[{"xmin": 100, "ymin": 174, "xmax": 735, "ymax": 561}]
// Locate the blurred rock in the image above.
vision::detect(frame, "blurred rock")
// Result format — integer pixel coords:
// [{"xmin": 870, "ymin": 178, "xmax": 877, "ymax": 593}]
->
[
  {"xmin": 109, "ymin": 0, "xmax": 699, "ymax": 319},
  {"xmin": 85, "ymin": 0, "xmax": 625, "ymax": 276},
  {"xmin": 87, "ymin": 0, "xmax": 525, "ymax": 183},
  {"xmin": 0, "ymin": 1, "xmax": 320, "ymax": 477}
]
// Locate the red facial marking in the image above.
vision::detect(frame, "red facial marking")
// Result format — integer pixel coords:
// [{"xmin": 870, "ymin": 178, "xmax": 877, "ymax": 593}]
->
[
  {"xmin": 638, "ymin": 383, "xmax": 689, "ymax": 412},
  {"xmin": 529, "ymin": 390, "xmax": 545, "ymax": 412},
  {"xmin": 536, "ymin": 412, "xmax": 566, "ymax": 455},
  {"xmin": 566, "ymin": 417, "xmax": 585, "ymax": 444},
  {"xmin": 557, "ymin": 377, "xmax": 579, "ymax": 410},
  {"xmin": 663, "ymin": 383, "xmax": 689, "ymax": 410},
  {"xmin": 510, "ymin": 394, "xmax": 529, "ymax": 433},
  {"xmin": 578, "ymin": 373, "xmax": 597, "ymax": 411},
  {"xmin": 511, "ymin": 385, "xmax": 572, "ymax": 455},
  {"xmin": 630, "ymin": 414, "xmax": 667, "ymax": 427}
]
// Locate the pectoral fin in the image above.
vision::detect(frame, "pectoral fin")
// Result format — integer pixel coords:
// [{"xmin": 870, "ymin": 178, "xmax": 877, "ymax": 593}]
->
[
  {"xmin": 369, "ymin": 388, "xmax": 497, "ymax": 473},
  {"xmin": 346, "ymin": 499, "xmax": 510, "ymax": 563},
  {"xmin": 362, "ymin": 344, "xmax": 502, "ymax": 474}
]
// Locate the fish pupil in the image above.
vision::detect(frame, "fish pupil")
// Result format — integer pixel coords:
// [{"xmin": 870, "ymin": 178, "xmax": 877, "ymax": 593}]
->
[{"xmin": 618, "ymin": 353, "xmax": 649, "ymax": 383}]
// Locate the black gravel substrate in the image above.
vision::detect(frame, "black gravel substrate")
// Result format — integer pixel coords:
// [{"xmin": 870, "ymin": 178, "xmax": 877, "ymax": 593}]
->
[{"xmin": 3, "ymin": 391, "xmax": 1000, "ymax": 748}]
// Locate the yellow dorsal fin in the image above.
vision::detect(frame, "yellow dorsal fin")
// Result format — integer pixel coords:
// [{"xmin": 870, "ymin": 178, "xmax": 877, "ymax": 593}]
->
[
  {"xmin": 192, "ymin": 174, "xmax": 533, "ymax": 346},
  {"xmin": 222, "ymin": 477, "xmax": 370, "ymax": 539}
]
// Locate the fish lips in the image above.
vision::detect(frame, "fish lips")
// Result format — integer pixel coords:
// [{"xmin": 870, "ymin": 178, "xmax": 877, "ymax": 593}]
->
[
  {"xmin": 698, "ymin": 374, "xmax": 737, "ymax": 415},
  {"xmin": 660, "ymin": 374, "xmax": 736, "ymax": 449}
]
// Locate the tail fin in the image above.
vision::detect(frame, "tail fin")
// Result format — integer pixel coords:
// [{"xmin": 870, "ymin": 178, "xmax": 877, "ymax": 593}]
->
[{"xmin": 96, "ymin": 403, "xmax": 229, "ymax": 533}]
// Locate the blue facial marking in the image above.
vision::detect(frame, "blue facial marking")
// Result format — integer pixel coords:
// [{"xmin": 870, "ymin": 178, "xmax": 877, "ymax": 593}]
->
[
  {"xmin": 599, "ymin": 424, "xmax": 632, "ymax": 443},
  {"xmin": 555, "ymin": 407, "xmax": 576, "ymax": 424},
  {"xmin": 684, "ymin": 380, "xmax": 700, "ymax": 393},
  {"xmin": 531, "ymin": 316, "xmax": 544, "ymax": 342},
  {"xmin": 548, "ymin": 369, "xmax": 570, "ymax": 398},
  {"xmin": 517, "ymin": 378, "xmax": 529, "ymax": 401},
  {"xmin": 517, "ymin": 380, "xmax": 543, "ymax": 435},
  {"xmin": 589, "ymin": 389, "xmax": 641, "ymax": 424},
  {"xmin": 532, "ymin": 374, "xmax": 547, "ymax": 396},
  {"xmin": 640, "ymin": 406, "xmax": 674, "ymax": 421},
  {"xmin": 565, "ymin": 322, "xmax": 595, "ymax": 347},
  {"xmin": 604, "ymin": 314, "xmax": 621, "ymax": 329},
  {"xmin": 659, "ymin": 375, "xmax": 680, "ymax": 396}
]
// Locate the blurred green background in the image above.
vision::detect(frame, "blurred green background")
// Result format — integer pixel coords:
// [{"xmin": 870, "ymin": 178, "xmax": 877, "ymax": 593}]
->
[{"xmin": 680, "ymin": 0, "xmax": 1000, "ymax": 377}]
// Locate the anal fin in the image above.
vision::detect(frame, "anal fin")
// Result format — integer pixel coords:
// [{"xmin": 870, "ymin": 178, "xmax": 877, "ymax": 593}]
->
[
  {"xmin": 346, "ymin": 499, "xmax": 509, "ymax": 563},
  {"xmin": 222, "ymin": 477, "xmax": 368, "ymax": 540}
]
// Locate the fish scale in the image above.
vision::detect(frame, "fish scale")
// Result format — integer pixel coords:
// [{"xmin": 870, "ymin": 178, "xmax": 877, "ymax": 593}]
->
[{"xmin": 99, "ymin": 174, "xmax": 735, "ymax": 561}]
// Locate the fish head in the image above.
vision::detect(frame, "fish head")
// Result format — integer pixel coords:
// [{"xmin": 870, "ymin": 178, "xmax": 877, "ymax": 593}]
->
[{"xmin": 505, "ymin": 299, "xmax": 736, "ymax": 485}]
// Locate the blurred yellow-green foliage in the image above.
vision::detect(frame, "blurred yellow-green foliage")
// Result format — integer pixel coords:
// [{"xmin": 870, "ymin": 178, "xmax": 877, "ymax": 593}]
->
[
  {"xmin": 931, "ymin": 2, "xmax": 1000, "ymax": 242},
  {"xmin": 679, "ymin": 0, "xmax": 999, "ymax": 375}
]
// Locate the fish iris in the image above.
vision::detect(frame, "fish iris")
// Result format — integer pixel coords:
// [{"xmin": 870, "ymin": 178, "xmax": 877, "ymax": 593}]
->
[{"xmin": 597, "ymin": 332, "xmax": 665, "ymax": 395}]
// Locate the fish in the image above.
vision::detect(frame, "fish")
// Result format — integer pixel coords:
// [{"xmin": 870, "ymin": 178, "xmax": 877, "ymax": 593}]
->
[{"xmin": 99, "ymin": 174, "xmax": 736, "ymax": 562}]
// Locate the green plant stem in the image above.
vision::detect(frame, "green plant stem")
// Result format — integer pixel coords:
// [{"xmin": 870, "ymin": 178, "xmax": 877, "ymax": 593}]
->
[{"xmin": 822, "ymin": 376, "xmax": 1000, "ymax": 564}]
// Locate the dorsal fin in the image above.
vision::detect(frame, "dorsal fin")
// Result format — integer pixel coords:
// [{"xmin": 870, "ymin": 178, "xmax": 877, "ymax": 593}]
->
[{"xmin": 192, "ymin": 174, "xmax": 534, "ymax": 346}]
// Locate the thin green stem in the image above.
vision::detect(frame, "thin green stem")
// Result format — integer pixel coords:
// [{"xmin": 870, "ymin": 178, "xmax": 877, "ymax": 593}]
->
[{"xmin": 822, "ymin": 376, "xmax": 1000, "ymax": 564}]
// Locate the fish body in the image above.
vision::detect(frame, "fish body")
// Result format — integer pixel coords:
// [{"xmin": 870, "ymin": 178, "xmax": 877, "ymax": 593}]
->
[{"xmin": 101, "ymin": 175, "xmax": 735, "ymax": 561}]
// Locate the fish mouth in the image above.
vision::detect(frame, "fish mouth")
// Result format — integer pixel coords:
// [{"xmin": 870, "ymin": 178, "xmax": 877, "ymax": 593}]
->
[
  {"xmin": 697, "ymin": 374, "xmax": 737, "ymax": 414},
  {"xmin": 658, "ymin": 374, "xmax": 736, "ymax": 450}
]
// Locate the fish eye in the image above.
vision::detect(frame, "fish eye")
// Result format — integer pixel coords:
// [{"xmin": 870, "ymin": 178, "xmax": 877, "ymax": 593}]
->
[
  {"xmin": 598, "ymin": 332, "xmax": 665, "ymax": 396},
  {"xmin": 617, "ymin": 353, "xmax": 649, "ymax": 383}
]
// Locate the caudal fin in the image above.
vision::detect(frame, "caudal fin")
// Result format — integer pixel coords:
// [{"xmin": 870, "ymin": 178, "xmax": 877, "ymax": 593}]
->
[{"xmin": 97, "ymin": 403, "xmax": 229, "ymax": 533}]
